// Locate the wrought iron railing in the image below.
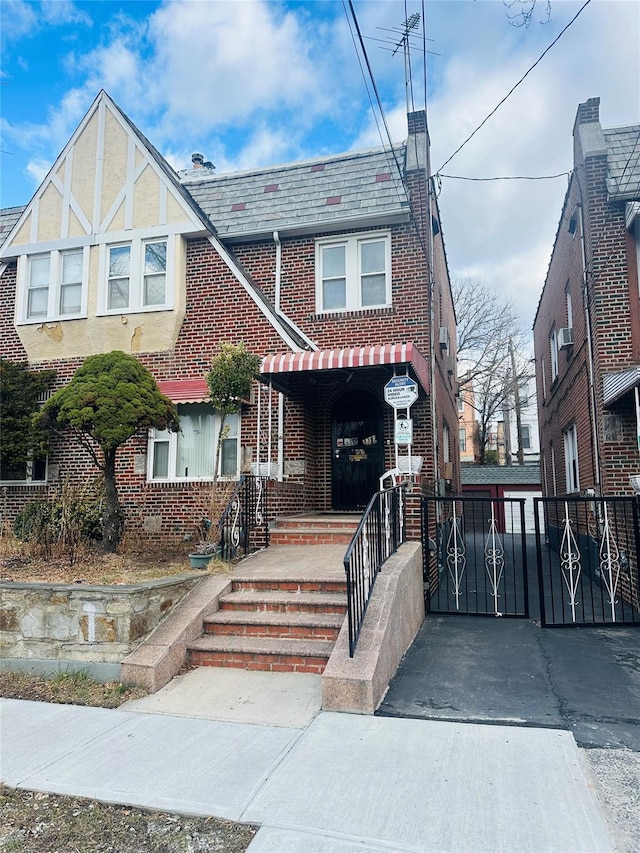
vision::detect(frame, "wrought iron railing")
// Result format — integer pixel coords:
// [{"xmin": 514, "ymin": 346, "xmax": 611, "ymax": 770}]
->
[
  {"xmin": 218, "ymin": 475, "xmax": 269, "ymax": 561},
  {"xmin": 344, "ymin": 484, "xmax": 407, "ymax": 657},
  {"xmin": 534, "ymin": 495, "xmax": 640, "ymax": 626}
]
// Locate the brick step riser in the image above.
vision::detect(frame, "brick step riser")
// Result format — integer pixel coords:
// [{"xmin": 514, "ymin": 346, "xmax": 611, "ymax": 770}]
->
[
  {"xmin": 231, "ymin": 580, "xmax": 346, "ymax": 594},
  {"xmin": 275, "ymin": 521, "xmax": 359, "ymax": 531},
  {"xmin": 204, "ymin": 623, "xmax": 340, "ymax": 641},
  {"xmin": 269, "ymin": 532, "xmax": 354, "ymax": 545},
  {"xmin": 187, "ymin": 650, "xmax": 328, "ymax": 674},
  {"xmin": 218, "ymin": 601, "xmax": 346, "ymax": 615}
]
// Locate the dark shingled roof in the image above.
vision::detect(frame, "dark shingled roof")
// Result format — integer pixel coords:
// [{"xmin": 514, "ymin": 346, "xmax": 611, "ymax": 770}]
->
[
  {"xmin": 461, "ymin": 464, "xmax": 541, "ymax": 486},
  {"xmin": 605, "ymin": 125, "xmax": 640, "ymax": 200},
  {"xmin": 0, "ymin": 206, "xmax": 26, "ymax": 251},
  {"xmin": 182, "ymin": 145, "xmax": 410, "ymax": 240}
]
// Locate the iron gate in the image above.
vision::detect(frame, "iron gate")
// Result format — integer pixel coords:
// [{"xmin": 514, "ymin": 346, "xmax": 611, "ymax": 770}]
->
[
  {"xmin": 422, "ymin": 494, "xmax": 640, "ymax": 626},
  {"xmin": 534, "ymin": 496, "xmax": 640, "ymax": 627},
  {"xmin": 422, "ymin": 496, "xmax": 530, "ymax": 618}
]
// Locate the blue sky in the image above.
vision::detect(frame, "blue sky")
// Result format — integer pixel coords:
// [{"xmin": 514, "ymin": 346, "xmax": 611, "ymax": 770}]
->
[{"xmin": 1, "ymin": 0, "xmax": 638, "ymax": 329}]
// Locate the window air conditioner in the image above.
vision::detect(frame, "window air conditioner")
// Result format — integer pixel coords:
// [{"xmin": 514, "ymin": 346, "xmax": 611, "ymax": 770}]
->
[
  {"xmin": 558, "ymin": 327, "xmax": 573, "ymax": 349},
  {"xmin": 439, "ymin": 326, "xmax": 450, "ymax": 352}
]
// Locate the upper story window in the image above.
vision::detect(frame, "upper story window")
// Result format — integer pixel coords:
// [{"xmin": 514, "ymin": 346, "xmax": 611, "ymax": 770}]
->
[
  {"xmin": 316, "ymin": 232, "xmax": 391, "ymax": 313},
  {"xmin": 521, "ymin": 424, "xmax": 532, "ymax": 450},
  {"xmin": 565, "ymin": 284, "xmax": 573, "ymax": 330},
  {"xmin": 148, "ymin": 404, "xmax": 239, "ymax": 482},
  {"xmin": 459, "ymin": 427, "xmax": 466, "ymax": 452},
  {"xmin": 563, "ymin": 424, "xmax": 579, "ymax": 493},
  {"xmin": 20, "ymin": 248, "xmax": 88, "ymax": 323},
  {"xmin": 550, "ymin": 329, "xmax": 558, "ymax": 382},
  {"xmin": 101, "ymin": 238, "xmax": 170, "ymax": 314}
]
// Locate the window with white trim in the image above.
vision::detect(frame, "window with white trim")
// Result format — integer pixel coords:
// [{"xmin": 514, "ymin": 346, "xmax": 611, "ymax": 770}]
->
[
  {"xmin": 102, "ymin": 238, "xmax": 170, "ymax": 314},
  {"xmin": 443, "ymin": 422, "xmax": 450, "ymax": 463},
  {"xmin": 565, "ymin": 284, "xmax": 573, "ymax": 330},
  {"xmin": 316, "ymin": 232, "xmax": 391, "ymax": 313},
  {"xmin": 563, "ymin": 424, "xmax": 579, "ymax": 493},
  {"xmin": 148, "ymin": 404, "xmax": 239, "ymax": 482},
  {"xmin": 459, "ymin": 427, "xmax": 466, "ymax": 452},
  {"xmin": 550, "ymin": 329, "xmax": 558, "ymax": 382},
  {"xmin": 521, "ymin": 424, "xmax": 531, "ymax": 450},
  {"xmin": 20, "ymin": 248, "xmax": 88, "ymax": 323}
]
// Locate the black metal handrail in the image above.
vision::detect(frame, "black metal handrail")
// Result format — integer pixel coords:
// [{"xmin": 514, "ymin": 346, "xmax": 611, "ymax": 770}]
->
[
  {"xmin": 218, "ymin": 475, "xmax": 269, "ymax": 560},
  {"xmin": 343, "ymin": 484, "xmax": 407, "ymax": 657}
]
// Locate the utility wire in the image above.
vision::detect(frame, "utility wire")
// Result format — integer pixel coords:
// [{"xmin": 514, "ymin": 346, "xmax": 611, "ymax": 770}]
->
[
  {"xmin": 437, "ymin": 0, "xmax": 592, "ymax": 173},
  {"xmin": 439, "ymin": 171, "xmax": 570, "ymax": 182}
]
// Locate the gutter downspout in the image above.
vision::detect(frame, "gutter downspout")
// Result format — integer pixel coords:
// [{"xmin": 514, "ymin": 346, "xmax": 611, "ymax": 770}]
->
[
  {"xmin": 273, "ymin": 230, "xmax": 282, "ymax": 312},
  {"xmin": 578, "ymin": 204, "xmax": 602, "ymax": 491}
]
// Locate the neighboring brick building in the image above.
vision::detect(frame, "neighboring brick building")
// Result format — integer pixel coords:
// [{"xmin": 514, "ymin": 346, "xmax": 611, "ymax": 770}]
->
[
  {"xmin": 0, "ymin": 90, "xmax": 457, "ymax": 540},
  {"xmin": 533, "ymin": 97, "xmax": 640, "ymax": 497}
]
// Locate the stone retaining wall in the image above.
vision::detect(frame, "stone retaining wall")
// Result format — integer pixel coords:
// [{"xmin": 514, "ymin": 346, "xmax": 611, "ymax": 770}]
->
[{"xmin": 0, "ymin": 574, "xmax": 203, "ymax": 664}]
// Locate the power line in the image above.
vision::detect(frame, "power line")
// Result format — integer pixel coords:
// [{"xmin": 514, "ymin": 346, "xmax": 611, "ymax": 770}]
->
[
  {"xmin": 437, "ymin": 0, "xmax": 592, "ymax": 174},
  {"xmin": 439, "ymin": 171, "xmax": 570, "ymax": 182}
]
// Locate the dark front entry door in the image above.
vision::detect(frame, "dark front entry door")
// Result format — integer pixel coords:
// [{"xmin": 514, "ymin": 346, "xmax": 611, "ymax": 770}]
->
[{"xmin": 331, "ymin": 390, "xmax": 384, "ymax": 510}]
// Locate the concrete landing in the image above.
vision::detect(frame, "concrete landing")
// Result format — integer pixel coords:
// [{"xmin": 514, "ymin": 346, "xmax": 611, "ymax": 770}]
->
[{"xmin": 121, "ymin": 667, "xmax": 322, "ymax": 728}]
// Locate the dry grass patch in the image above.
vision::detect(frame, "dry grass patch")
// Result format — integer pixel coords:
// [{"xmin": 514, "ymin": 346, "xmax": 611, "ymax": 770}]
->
[
  {"xmin": 0, "ymin": 670, "xmax": 147, "ymax": 708},
  {"xmin": 0, "ymin": 786, "xmax": 258, "ymax": 853}
]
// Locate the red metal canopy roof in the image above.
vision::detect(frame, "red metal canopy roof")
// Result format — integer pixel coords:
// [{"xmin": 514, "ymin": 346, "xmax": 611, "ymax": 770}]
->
[
  {"xmin": 261, "ymin": 343, "xmax": 429, "ymax": 393},
  {"xmin": 157, "ymin": 379, "xmax": 209, "ymax": 403}
]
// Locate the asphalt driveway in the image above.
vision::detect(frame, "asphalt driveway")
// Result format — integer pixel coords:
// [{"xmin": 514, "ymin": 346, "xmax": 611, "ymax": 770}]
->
[{"xmin": 378, "ymin": 615, "xmax": 640, "ymax": 751}]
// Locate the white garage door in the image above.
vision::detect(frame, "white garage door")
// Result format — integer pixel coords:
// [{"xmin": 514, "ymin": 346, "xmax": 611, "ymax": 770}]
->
[{"xmin": 503, "ymin": 490, "xmax": 543, "ymax": 534}]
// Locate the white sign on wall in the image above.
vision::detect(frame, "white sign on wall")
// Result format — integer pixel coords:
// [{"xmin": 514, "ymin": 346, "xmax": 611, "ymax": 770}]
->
[
  {"xmin": 395, "ymin": 418, "xmax": 413, "ymax": 445},
  {"xmin": 384, "ymin": 376, "xmax": 418, "ymax": 410}
]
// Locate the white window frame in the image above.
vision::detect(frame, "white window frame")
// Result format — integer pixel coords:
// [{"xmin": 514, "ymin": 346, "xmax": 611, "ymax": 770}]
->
[
  {"xmin": 563, "ymin": 424, "xmax": 579, "ymax": 493},
  {"xmin": 17, "ymin": 247, "xmax": 89, "ymax": 324},
  {"xmin": 443, "ymin": 422, "xmax": 450, "ymax": 463},
  {"xmin": 147, "ymin": 405, "xmax": 240, "ymax": 483},
  {"xmin": 550, "ymin": 329, "xmax": 558, "ymax": 382},
  {"xmin": 315, "ymin": 231, "xmax": 391, "ymax": 313},
  {"xmin": 521, "ymin": 424, "xmax": 531, "ymax": 450},
  {"xmin": 0, "ymin": 457, "xmax": 48, "ymax": 486},
  {"xmin": 565, "ymin": 285, "xmax": 573, "ymax": 330},
  {"xmin": 99, "ymin": 237, "xmax": 173, "ymax": 315},
  {"xmin": 459, "ymin": 427, "xmax": 466, "ymax": 452}
]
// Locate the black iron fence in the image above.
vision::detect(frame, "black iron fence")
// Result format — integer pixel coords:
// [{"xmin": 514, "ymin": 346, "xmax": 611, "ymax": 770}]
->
[
  {"xmin": 218, "ymin": 475, "xmax": 269, "ymax": 561},
  {"xmin": 422, "ymin": 495, "xmax": 530, "ymax": 618},
  {"xmin": 534, "ymin": 496, "xmax": 640, "ymax": 626},
  {"xmin": 344, "ymin": 484, "xmax": 407, "ymax": 657}
]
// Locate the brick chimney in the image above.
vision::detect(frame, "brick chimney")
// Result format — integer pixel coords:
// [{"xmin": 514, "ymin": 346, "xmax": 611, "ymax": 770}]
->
[
  {"xmin": 406, "ymin": 109, "xmax": 430, "ymax": 173},
  {"xmin": 573, "ymin": 97, "xmax": 606, "ymax": 167}
]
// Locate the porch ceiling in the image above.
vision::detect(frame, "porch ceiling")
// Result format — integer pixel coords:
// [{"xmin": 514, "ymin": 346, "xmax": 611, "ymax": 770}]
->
[{"xmin": 260, "ymin": 343, "xmax": 430, "ymax": 395}]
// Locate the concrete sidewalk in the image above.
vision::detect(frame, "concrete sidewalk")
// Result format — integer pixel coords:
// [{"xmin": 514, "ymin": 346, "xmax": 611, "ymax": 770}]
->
[{"xmin": 1, "ymin": 692, "xmax": 615, "ymax": 853}]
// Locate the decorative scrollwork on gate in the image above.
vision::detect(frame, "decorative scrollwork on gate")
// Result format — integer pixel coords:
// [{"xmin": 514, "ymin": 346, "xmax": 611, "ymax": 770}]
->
[
  {"xmin": 446, "ymin": 512, "xmax": 466, "ymax": 610},
  {"xmin": 254, "ymin": 476, "xmax": 264, "ymax": 526},
  {"xmin": 229, "ymin": 495, "xmax": 242, "ymax": 549},
  {"xmin": 485, "ymin": 503, "xmax": 505, "ymax": 616},
  {"xmin": 560, "ymin": 501, "xmax": 582, "ymax": 622},
  {"xmin": 599, "ymin": 502, "xmax": 621, "ymax": 622}
]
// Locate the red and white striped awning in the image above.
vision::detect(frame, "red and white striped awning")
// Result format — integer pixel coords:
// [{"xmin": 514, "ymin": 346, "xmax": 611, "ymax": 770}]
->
[
  {"xmin": 157, "ymin": 379, "xmax": 209, "ymax": 403},
  {"xmin": 261, "ymin": 343, "xmax": 429, "ymax": 393}
]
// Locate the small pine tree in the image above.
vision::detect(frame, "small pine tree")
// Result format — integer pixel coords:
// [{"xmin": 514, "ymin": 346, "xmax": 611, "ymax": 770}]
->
[{"xmin": 37, "ymin": 351, "xmax": 179, "ymax": 552}]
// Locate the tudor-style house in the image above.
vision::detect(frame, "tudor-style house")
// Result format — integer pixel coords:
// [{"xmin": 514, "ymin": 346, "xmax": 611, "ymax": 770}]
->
[
  {"xmin": 533, "ymin": 97, "xmax": 640, "ymax": 498},
  {"xmin": 0, "ymin": 90, "xmax": 458, "ymax": 541}
]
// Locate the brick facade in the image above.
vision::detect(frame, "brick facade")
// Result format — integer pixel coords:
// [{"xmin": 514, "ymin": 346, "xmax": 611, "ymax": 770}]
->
[
  {"xmin": 0, "ymin": 96, "xmax": 457, "ymax": 544},
  {"xmin": 534, "ymin": 98, "xmax": 640, "ymax": 497}
]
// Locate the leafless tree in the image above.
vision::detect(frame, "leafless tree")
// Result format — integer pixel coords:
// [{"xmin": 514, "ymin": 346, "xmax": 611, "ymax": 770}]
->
[
  {"xmin": 453, "ymin": 276, "xmax": 533, "ymax": 464},
  {"xmin": 503, "ymin": 0, "xmax": 552, "ymax": 28}
]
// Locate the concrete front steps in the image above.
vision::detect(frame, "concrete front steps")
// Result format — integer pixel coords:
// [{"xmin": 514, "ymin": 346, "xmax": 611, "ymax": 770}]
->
[{"xmin": 186, "ymin": 556, "xmax": 348, "ymax": 674}]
